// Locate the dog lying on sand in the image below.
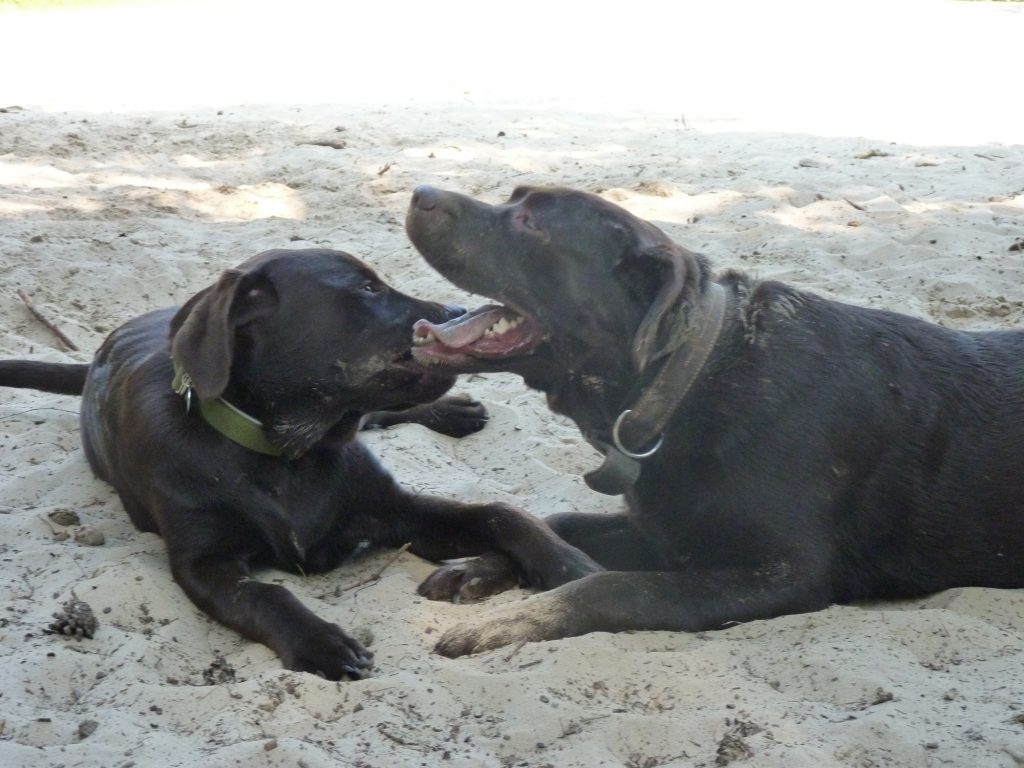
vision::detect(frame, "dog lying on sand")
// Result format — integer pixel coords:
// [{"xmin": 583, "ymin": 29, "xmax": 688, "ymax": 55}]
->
[
  {"xmin": 0, "ymin": 247, "xmax": 601, "ymax": 676},
  {"xmin": 406, "ymin": 185, "xmax": 1024, "ymax": 657}
]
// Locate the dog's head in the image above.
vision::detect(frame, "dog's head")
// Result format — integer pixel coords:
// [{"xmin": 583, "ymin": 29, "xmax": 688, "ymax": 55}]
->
[
  {"xmin": 170, "ymin": 248, "xmax": 460, "ymax": 456},
  {"xmin": 406, "ymin": 186, "xmax": 711, "ymax": 412}
]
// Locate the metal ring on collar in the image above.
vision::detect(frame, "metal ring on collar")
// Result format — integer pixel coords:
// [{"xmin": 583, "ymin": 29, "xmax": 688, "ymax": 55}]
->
[{"xmin": 612, "ymin": 409, "xmax": 663, "ymax": 460}]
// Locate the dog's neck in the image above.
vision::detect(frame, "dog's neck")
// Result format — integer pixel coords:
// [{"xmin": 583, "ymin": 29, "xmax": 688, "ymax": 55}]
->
[
  {"xmin": 171, "ymin": 358, "xmax": 285, "ymax": 456},
  {"xmin": 581, "ymin": 282, "xmax": 729, "ymax": 495},
  {"xmin": 614, "ymin": 283, "xmax": 728, "ymax": 449},
  {"xmin": 172, "ymin": 359, "xmax": 362, "ymax": 459}
]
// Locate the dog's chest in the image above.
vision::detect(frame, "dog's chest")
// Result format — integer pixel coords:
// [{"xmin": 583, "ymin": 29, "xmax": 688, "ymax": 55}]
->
[{"xmin": 241, "ymin": 446, "xmax": 385, "ymax": 572}]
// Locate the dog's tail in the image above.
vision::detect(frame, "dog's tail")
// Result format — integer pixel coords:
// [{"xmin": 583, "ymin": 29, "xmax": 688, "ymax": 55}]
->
[{"xmin": 0, "ymin": 361, "xmax": 89, "ymax": 395}]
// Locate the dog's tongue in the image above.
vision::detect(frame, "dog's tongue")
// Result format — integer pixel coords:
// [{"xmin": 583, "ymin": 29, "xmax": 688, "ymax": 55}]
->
[
  {"xmin": 413, "ymin": 304, "xmax": 544, "ymax": 361},
  {"xmin": 413, "ymin": 305, "xmax": 509, "ymax": 348}
]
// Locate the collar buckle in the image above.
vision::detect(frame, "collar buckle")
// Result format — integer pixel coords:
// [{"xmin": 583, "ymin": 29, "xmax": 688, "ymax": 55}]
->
[{"xmin": 171, "ymin": 366, "xmax": 194, "ymax": 414}]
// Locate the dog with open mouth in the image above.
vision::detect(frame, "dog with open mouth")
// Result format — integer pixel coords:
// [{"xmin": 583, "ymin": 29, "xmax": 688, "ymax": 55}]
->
[
  {"xmin": 406, "ymin": 184, "xmax": 1024, "ymax": 658},
  {"xmin": 0, "ymin": 247, "xmax": 601, "ymax": 678}
]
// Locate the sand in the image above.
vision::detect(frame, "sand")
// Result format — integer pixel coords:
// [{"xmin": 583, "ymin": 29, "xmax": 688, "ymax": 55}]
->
[{"xmin": 2, "ymin": 1, "xmax": 1024, "ymax": 766}]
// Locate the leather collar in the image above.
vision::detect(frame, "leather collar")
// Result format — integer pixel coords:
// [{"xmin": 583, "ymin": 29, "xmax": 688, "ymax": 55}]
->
[
  {"xmin": 171, "ymin": 358, "xmax": 284, "ymax": 457},
  {"xmin": 584, "ymin": 282, "xmax": 728, "ymax": 495}
]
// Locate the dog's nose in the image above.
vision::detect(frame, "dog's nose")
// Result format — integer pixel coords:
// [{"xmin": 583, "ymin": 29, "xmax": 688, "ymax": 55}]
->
[
  {"xmin": 444, "ymin": 303, "xmax": 466, "ymax": 320},
  {"xmin": 411, "ymin": 185, "xmax": 441, "ymax": 212}
]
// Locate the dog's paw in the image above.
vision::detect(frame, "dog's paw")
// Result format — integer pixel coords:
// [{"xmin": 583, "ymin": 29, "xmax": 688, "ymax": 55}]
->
[
  {"xmin": 421, "ymin": 394, "xmax": 489, "ymax": 437},
  {"xmin": 280, "ymin": 624, "xmax": 374, "ymax": 681},
  {"xmin": 434, "ymin": 599, "xmax": 565, "ymax": 657},
  {"xmin": 417, "ymin": 551, "xmax": 520, "ymax": 603}
]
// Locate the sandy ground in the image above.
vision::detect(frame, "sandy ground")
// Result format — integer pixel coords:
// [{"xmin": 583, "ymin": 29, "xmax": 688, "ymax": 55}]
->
[{"xmin": 2, "ymin": 1, "xmax": 1024, "ymax": 766}]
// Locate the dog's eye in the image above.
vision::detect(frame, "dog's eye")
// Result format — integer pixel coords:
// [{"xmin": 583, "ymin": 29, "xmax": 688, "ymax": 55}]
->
[{"xmin": 361, "ymin": 280, "xmax": 384, "ymax": 295}]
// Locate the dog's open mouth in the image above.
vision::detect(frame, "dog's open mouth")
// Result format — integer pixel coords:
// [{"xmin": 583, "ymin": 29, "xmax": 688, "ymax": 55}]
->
[{"xmin": 412, "ymin": 305, "xmax": 545, "ymax": 364}]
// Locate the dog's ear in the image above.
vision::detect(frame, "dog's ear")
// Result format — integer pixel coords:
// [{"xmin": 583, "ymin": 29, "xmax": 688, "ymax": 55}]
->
[
  {"xmin": 170, "ymin": 269, "xmax": 278, "ymax": 399},
  {"xmin": 630, "ymin": 242, "xmax": 706, "ymax": 373}
]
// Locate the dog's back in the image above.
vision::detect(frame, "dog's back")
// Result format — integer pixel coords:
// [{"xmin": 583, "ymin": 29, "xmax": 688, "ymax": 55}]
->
[
  {"xmin": 726, "ymin": 282, "xmax": 1024, "ymax": 599},
  {"xmin": 78, "ymin": 308, "xmax": 177, "ymax": 498}
]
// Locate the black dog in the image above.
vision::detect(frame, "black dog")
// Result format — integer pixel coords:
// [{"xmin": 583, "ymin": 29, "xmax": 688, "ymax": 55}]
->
[
  {"xmin": 406, "ymin": 185, "xmax": 1024, "ymax": 657},
  {"xmin": 0, "ymin": 248, "xmax": 600, "ymax": 677}
]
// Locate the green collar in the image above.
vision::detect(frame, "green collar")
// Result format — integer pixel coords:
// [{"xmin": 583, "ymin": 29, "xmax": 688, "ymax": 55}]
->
[{"xmin": 171, "ymin": 358, "xmax": 284, "ymax": 457}]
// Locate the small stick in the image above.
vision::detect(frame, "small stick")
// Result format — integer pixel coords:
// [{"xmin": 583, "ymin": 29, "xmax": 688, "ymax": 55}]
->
[
  {"xmin": 300, "ymin": 140, "xmax": 347, "ymax": 150},
  {"xmin": 16, "ymin": 289, "xmax": 79, "ymax": 351},
  {"xmin": 38, "ymin": 513, "xmax": 62, "ymax": 536},
  {"xmin": 503, "ymin": 639, "xmax": 527, "ymax": 662},
  {"xmin": 341, "ymin": 542, "xmax": 411, "ymax": 592},
  {"xmin": 377, "ymin": 723, "xmax": 416, "ymax": 746}
]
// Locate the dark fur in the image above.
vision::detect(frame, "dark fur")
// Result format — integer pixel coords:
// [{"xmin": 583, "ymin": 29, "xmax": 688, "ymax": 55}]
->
[
  {"xmin": 0, "ymin": 248, "xmax": 600, "ymax": 677},
  {"xmin": 406, "ymin": 185, "xmax": 1024, "ymax": 657}
]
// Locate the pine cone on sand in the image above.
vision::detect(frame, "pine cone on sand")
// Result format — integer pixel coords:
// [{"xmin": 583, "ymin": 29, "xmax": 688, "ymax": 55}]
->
[{"xmin": 45, "ymin": 597, "xmax": 98, "ymax": 640}]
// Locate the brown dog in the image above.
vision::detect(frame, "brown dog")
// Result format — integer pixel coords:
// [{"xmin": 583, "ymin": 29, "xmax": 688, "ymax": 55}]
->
[
  {"xmin": 0, "ymin": 248, "xmax": 601, "ymax": 677},
  {"xmin": 406, "ymin": 185, "xmax": 1024, "ymax": 657}
]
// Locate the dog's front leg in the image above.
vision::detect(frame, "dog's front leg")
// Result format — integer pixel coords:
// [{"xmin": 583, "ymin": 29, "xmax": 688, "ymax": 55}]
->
[
  {"xmin": 362, "ymin": 394, "xmax": 488, "ymax": 437},
  {"xmin": 169, "ymin": 554, "xmax": 373, "ymax": 680},
  {"xmin": 393, "ymin": 497, "xmax": 605, "ymax": 601},
  {"xmin": 416, "ymin": 508, "xmax": 662, "ymax": 602},
  {"xmin": 434, "ymin": 566, "xmax": 832, "ymax": 657}
]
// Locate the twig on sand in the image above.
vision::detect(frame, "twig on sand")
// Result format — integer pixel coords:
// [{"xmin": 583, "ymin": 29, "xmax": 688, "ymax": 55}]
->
[
  {"xmin": 16, "ymin": 289, "xmax": 79, "ymax": 351},
  {"xmin": 341, "ymin": 542, "xmax": 411, "ymax": 593},
  {"xmin": 301, "ymin": 139, "xmax": 348, "ymax": 150},
  {"xmin": 503, "ymin": 639, "xmax": 527, "ymax": 662},
  {"xmin": 38, "ymin": 513, "xmax": 63, "ymax": 537},
  {"xmin": 1002, "ymin": 747, "xmax": 1024, "ymax": 767}
]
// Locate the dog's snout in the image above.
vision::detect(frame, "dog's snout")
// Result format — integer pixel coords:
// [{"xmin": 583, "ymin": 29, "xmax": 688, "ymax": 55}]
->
[
  {"xmin": 444, "ymin": 304, "xmax": 467, "ymax": 320},
  {"xmin": 411, "ymin": 185, "xmax": 441, "ymax": 212}
]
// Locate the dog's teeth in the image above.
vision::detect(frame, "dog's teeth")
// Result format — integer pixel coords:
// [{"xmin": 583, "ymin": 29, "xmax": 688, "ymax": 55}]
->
[{"xmin": 484, "ymin": 316, "xmax": 522, "ymax": 338}]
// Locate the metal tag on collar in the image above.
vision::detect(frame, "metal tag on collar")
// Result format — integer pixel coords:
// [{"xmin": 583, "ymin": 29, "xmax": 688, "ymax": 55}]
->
[
  {"xmin": 584, "ymin": 445, "xmax": 642, "ymax": 495},
  {"xmin": 583, "ymin": 411, "xmax": 662, "ymax": 496}
]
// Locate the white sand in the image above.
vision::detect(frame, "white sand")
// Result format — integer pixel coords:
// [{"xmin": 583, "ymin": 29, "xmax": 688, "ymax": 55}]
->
[{"xmin": 2, "ymin": 1, "xmax": 1024, "ymax": 766}]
